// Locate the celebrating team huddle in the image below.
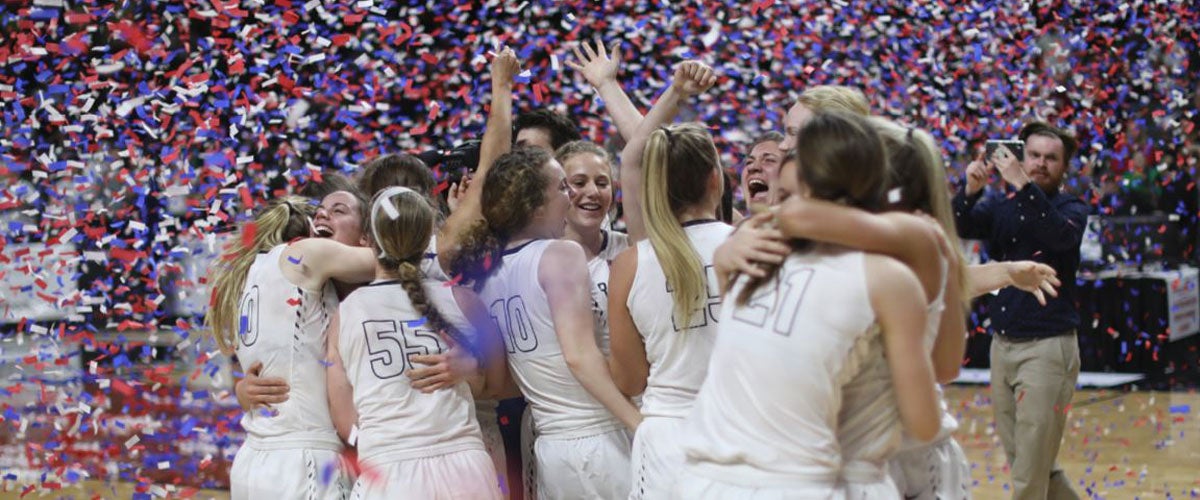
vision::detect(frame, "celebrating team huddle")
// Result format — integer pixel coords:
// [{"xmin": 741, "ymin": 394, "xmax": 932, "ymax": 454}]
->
[{"xmin": 207, "ymin": 43, "xmax": 1069, "ymax": 499}]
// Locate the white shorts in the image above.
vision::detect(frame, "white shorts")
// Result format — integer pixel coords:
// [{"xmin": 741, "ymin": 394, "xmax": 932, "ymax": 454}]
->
[
  {"xmin": 630, "ymin": 416, "xmax": 685, "ymax": 499},
  {"xmin": 888, "ymin": 436, "xmax": 971, "ymax": 500},
  {"xmin": 230, "ymin": 445, "xmax": 352, "ymax": 500},
  {"xmin": 520, "ymin": 405, "xmax": 537, "ymax": 500},
  {"xmin": 535, "ymin": 428, "xmax": 632, "ymax": 500},
  {"xmin": 351, "ymin": 449, "xmax": 501, "ymax": 500},
  {"xmin": 670, "ymin": 467, "xmax": 845, "ymax": 500},
  {"xmin": 478, "ymin": 410, "xmax": 510, "ymax": 498}
]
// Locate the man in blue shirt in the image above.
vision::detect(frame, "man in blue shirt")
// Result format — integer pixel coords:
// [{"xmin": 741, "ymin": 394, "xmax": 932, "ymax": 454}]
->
[{"xmin": 953, "ymin": 121, "xmax": 1087, "ymax": 500}]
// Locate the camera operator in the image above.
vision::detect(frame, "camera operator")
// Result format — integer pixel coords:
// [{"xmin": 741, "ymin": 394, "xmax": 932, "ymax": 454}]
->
[{"xmin": 953, "ymin": 121, "xmax": 1087, "ymax": 500}]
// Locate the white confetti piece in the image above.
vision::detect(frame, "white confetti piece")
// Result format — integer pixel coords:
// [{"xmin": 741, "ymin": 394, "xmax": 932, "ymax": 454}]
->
[{"xmin": 887, "ymin": 187, "xmax": 902, "ymax": 204}]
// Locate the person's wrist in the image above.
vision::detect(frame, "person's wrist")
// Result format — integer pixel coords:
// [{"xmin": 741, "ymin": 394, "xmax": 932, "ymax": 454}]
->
[{"xmin": 595, "ymin": 78, "xmax": 620, "ymax": 92}]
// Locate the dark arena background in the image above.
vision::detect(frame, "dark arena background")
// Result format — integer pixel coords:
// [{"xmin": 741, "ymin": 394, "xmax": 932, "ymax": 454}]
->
[{"xmin": 1, "ymin": 0, "xmax": 1199, "ymax": 498}]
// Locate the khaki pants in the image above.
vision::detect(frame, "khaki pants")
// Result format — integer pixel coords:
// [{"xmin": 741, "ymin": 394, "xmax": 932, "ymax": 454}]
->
[{"xmin": 990, "ymin": 332, "xmax": 1081, "ymax": 500}]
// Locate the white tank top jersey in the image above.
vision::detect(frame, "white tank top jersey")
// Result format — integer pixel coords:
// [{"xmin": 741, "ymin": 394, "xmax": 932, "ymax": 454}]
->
[
  {"xmin": 587, "ymin": 228, "xmax": 629, "ymax": 355},
  {"xmin": 628, "ymin": 220, "xmax": 732, "ymax": 419},
  {"xmin": 234, "ymin": 244, "xmax": 342, "ymax": 450},
  {"xmin": 679, "ymin": 246, "xmax": 878, "ymax": 489},
  {"xmin": 477, "ymin": 239, "xmax": 622, "ymax": 438},
  {"xmin": 337, "ymin": 279, "xmax": 484, "ymax": 465},
  {"xmin": 421, "ymin": 234, "xmax": 450, "ymax": 282}
]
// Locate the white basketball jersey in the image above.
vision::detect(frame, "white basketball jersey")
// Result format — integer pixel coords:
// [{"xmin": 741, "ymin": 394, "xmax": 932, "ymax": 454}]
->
[
  {"xmin": 478, "ymin": 240, "xmax": 622, "ymax": 438},
  {"xmin": 234, "ymin": 244, "xmax": 341, "ymax": 450},
  {"xmin": 337, "ymin": 279, "xmax": 484, "ymax": 465},
  {"xmin": 679, "ymin": 246, "xmax": 877, "ymax": 484},
  {"xmin": 628, "ymin": 220, "xmax": 732, "ymax": 419},
  {"xmin": 587, "ymin": 229, "xmax": 629, "ymax": 356},
  {"xmin": 421, "ymin": 234, "xmax": 450, "ymax": 282}
]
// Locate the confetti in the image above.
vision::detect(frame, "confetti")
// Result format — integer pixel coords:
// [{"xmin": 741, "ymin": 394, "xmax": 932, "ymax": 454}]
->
[{"xmin": 2, "ymin": 0, "xmax": 1199, "ymax": 496}]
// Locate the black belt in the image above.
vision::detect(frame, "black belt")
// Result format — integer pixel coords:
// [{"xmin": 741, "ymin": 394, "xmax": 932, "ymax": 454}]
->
[{"xmin": 997, "ymin": 329, "xmax": 1075, "ymax": 343}]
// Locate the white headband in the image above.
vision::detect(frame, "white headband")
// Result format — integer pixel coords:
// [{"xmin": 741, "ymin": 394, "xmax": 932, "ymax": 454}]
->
[{"xmin": 370, "ymin": 186, "xmax": 419, "ymax": 258}]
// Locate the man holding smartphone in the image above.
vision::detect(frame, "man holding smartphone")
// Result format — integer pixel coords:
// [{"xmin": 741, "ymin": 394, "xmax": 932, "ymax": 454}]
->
[{"xmin": 953, "ymin": 121, "xmax": 1088, "ymax": 500}]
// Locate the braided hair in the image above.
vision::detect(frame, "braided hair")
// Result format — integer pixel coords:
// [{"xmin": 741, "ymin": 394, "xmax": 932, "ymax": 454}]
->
[{"xmin": 370, "ymin": 186, "xmax": 470, "ymax": 349}]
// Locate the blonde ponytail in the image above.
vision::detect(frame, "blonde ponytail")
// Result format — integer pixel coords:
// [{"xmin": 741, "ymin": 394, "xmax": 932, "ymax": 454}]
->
[
  {"xmin": 206, "ymin": 196, "xmax": 315, "ymax": 354},
  {"xmin": 641, "ymin": 126, "xmax": 711, "ymax": 327}
]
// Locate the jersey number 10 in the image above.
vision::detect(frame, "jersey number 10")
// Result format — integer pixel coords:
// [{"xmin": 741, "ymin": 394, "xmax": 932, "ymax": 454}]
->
[{"xmin": 489, "ymin": 296, "xmax": 539, "ymax": 354}]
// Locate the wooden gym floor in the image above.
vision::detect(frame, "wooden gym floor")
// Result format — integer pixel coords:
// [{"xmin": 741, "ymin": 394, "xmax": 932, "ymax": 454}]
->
[{"xmin": 3, "ymin": 386, "xmax": 1197, "ymax": 499}]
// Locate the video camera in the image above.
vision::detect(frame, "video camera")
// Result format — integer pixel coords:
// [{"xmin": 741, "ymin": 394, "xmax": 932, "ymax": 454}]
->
[{"xmin": 418, "ymin": 140, "xmax": 482, "ymax": 180}]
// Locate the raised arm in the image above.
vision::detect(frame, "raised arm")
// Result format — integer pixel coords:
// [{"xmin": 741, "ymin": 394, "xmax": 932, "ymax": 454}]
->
[
  {"xmin": 952, "ymin": 153, "xmax": 996, "ymax": 240},
  {"xmin": 620, "ymin": 61, "xmax": 716, "ymax": 242},
  {"xmin": 324, "ymin": 309, "xmax": 357, "ymax": 444},
  {"xmin": 990, "ymin": 149, "xmax": 1089, "ymax": 252},
  {"xmin": 541, "ymin": 240, "xmax": 642, "ymax": 431},
  {"xmin": 568, "ymin": 39, "xmax": 643, "ymax": 141},
  {"xmin": 606, "ymin": 246, "xmax": 649, "ymax": 398},
  {"xmin": 439, "ymin": 48, "xmax": 521, "ymax": 270}
]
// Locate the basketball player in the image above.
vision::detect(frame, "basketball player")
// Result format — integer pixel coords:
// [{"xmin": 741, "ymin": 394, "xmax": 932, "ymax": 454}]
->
[
  {"xmin": 207, "ymin": 196, "xmax": 377, "ymax": 499},
  {"xmin": 325, "ymin": 187, "xmax": 505, "ymax": 499},
  {"xmin": 446, "ymin": 147, "xmax": 641, "ymax": 499},
  {"xmin": 234, "ymin": 188, "xmax": 369, "ymax": 412},
  {"xmin": 673, "ymin": 111, "xmax": 940, "ymax": 498},
  {"xmin": 607, "ymin": 121, "xmax": 731, "ymax": 499},
  {"xmin": 556, "ymin": 141, "xmax": 628, "ymax": 356},
  {"xmin": 718, "ymin": 120, "xmax": 1059, "ymax": 498}
]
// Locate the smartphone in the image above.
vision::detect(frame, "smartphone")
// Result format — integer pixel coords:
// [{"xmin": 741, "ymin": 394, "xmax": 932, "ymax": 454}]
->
[{"xmin": 985, "ymin": 140, "xmax": 1025, "ymax": 162}]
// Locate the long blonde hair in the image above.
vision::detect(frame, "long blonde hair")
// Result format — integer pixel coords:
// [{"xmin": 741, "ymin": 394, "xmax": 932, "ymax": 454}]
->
[
  {"xmin": 870, "ymin": 117, "xmax": 969, "ymax": 306},
  {"xmin": 207, "ymin": 196, "xmax": 315, "ymax": 354},
  {"xmin": 370, "ymin": 187, "xmax": 470, "ymax": 350},
  {"xmin": 640, "ymin": 123, "xmax": 721, "ymax": 327}
]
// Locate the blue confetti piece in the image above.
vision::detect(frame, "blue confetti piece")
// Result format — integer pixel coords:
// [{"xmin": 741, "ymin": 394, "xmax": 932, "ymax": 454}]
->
[
  {"xmin": 1168, "ymin": 405, "xmax": 1190, "ymax": 414},
  {"xmin": 405, "ymin": 317, "xmax": 428, "ymax": 328}
]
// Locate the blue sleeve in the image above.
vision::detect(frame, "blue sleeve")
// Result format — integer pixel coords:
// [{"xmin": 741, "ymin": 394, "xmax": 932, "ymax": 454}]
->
[
  {"xmin": 952, "ymin": 188, "xmax": 993, "ymax": 240},
  {"xmin": 1012, "ymin": 184, "xmax": 1089, "ymax": 252}
]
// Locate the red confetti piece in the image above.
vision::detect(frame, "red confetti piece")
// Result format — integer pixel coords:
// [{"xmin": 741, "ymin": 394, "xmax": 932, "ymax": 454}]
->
[{"xmin": 242, "ymin": 222, "xmax": 258, "ymax": 250}]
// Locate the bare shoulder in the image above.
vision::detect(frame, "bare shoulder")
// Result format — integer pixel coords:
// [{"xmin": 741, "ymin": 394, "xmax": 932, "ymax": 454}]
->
[
  {"xmin": 541, "ymin": 239, "xmax": 588, "ymax": 266},
  {"xmin": 611, "ymin": 244, "xmax": 639, "ymax": 270},
  {"xmin": 863, "ymin": 253, "xmax": 924, "ymax": 298},
  {"xmin": 539, "ymin": 240, "xmax": 589, "ymax": 289}
]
